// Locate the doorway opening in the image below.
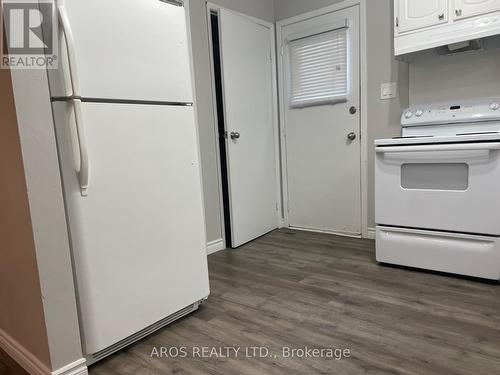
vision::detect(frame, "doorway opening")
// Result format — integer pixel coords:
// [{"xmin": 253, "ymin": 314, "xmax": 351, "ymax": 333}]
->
[{"xmin": 210, "ymin": 11, "xmax": 232, "ymax": 248}]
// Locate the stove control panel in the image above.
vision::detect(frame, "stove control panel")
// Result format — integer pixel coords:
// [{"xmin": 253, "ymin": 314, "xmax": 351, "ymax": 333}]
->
[{"xmin": 401, "ymin": 99, "xmax": 500, "ymax": 127}]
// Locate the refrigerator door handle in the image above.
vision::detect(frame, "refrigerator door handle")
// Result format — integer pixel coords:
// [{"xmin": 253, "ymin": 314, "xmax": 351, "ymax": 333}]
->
[
  {"xmin": 159, "ymin": 0, "xmax": 184, "ymax": 6},
  {"xmin": 72, "ymin": 99, "xmax": 90, "ymax": 196},
  {"xmin": 58, "ymin": 4, "xmax": 81, "ymax": 96}
]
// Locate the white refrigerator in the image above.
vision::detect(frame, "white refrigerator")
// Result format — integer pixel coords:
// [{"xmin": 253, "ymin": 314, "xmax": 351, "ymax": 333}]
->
[{"xmin": 49, "ymin": 0, "xmax": 210, "ymax": 361}]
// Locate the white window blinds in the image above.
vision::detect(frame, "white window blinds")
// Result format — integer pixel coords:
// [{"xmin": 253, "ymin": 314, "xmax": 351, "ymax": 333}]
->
[{"xmin": 288, "ymin": 28, "xmax": 348, "ymax": 108}]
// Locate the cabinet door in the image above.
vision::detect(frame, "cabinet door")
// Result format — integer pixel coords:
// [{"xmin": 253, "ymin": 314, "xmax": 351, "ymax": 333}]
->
[
  {"xmin": 454, "ymin": 0, "xmax": 500, "ymax": 19},
  {"xmin": 396, "ymin": 0, "xmax": 448, "ymax": 33}
]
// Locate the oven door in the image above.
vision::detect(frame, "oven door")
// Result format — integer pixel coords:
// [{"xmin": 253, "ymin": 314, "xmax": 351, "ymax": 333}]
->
[{"xmin": 375, "ymin": 142, "xmax": 500, "ymax": 235}]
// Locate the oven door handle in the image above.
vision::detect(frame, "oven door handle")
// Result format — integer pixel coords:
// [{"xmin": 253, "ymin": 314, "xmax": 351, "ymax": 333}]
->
[{"xmin": 376, "ymin": 143, "xmax": 500, "ymax": 154}]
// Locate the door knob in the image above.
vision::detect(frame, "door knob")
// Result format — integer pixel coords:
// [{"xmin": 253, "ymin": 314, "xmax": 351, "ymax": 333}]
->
[
  {"xmin": 349, "ymin": 106, "xmax": 357, "ymax": 115},
  {"xmin": 347, "ymin": 132, "xmax": 357, "ymax": 141},
  {"xmin": 230, "ymin": 132, "xmax": 240, "ymax": 140}
]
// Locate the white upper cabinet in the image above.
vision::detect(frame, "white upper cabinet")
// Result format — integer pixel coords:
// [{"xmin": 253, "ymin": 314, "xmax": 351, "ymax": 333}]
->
[
  {"xmin": 454, "ymin": 0, "xmax": 500, "ymax": 19},
  {"xmin": 396, "ymin": 0, "xmax": 448, "ymax": 33},
  {"xmin": 395, "ymin": 0, "xmax": 500, "ymax": 55}
]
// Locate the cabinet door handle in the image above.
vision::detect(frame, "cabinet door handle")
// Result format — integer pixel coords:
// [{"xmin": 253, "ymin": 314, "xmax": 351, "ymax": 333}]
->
[
  {"xmin": 438, "ymin": 13, "xmax": 445, "ymax": 20},
  {"xmin": 455, "ymin": 9, "xmax": 463, "ymax": 17}
]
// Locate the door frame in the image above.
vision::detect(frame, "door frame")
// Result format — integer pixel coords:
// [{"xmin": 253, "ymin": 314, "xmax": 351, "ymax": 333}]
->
[
  {"xmin": 277, "ymin": 0, "xmax": 370, "ymax": 239},
  {"xmin": 206, "ymin": 3, "xmax": 283, "ymax": 249}
]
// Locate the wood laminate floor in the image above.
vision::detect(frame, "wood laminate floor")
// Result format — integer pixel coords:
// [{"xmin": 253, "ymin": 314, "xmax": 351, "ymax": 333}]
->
[{"xmin": 3, "ymin": 229, "xmax": 500, "ymax": 374}]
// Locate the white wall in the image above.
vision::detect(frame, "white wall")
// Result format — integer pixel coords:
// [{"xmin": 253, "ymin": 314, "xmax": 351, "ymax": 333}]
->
[
  {"xmin": 188, "ymin": 0, "xmax": 275, "ymax": 244},
  {"xmin": 275, "ymin": 0, "xmax": 409, "ymax": 231},
  {"xmin": 409, "ymin": 36, "xmax": 500, "ymax": 104}
]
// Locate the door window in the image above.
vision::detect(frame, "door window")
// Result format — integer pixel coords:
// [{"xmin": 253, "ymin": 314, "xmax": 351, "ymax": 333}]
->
[{"xmin": 288, "ymin": 28, "xmax": 348, "ymax": 108}]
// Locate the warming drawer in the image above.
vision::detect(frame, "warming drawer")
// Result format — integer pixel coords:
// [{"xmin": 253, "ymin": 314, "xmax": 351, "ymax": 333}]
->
[
  {"xmin": 375, "ymin": 142, "xmax": 500, "ymax": 236},
  {"xmin": 376, "ymin": 226, "xmax": 500, "ymax": 280}
]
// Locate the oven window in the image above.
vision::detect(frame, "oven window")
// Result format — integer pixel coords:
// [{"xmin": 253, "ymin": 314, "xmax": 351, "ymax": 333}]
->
[{"xmin": 401, "ymin": 163, "xmax": 469, "ymax": 191}]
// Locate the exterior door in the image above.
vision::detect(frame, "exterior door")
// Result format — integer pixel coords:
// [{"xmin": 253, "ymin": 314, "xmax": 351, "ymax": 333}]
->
[
  {"xmin": 218, "ymin": 9, "xmax": 279, "ymax": 247},
  {"xmin": 454, "ymin": 0, "xmax": 500, "ymax": 19},
  {"xmin": 280, "ymin": 6, "xmax": 361, "ymax": 236},
  {"xmin": 396, "ymin": 0, "xmax": 448, "ymax": 33}
]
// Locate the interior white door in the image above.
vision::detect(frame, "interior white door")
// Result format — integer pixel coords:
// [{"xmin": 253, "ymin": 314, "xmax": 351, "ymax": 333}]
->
[
  {"xmin": 219, "ymin": 9, "xmax": 278, "ymax": 247},
  {"xmin": 281, "ymin": 6, "xmax": 361, "ymax": 236},
  {"xmin": 50, "ymin": 0, "xmax": 193, "ymax": 102},
  {"xmin": 396, "ymin": 0, "xmax": 448, "ymax": 33},
  {"xmin": 52, "ymin": 102, "xmax": 209, "ymax": 354},
  {"xmin": 454, "ymin": 0, "xmax": 500, "ymax": 19}
]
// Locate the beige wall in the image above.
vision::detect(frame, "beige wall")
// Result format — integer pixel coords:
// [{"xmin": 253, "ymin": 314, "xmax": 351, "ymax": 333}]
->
[
  {"xmin": 0, "ymin": 67, "xmax": 52, "ymax": 370},
  {"xmin": 188, "ymin": 0, "xmax": 275, "ymax": 243},
  {"xmin": 409, "ymin": 36, "xmax": 500, "ymax": 104},
  {"xmin": 275, "ymin": 0, "xmax": 409, "ymax": 231},
  {"xmin": 9, "ymin": 65, "xmax": 85, "ymax": 372}
]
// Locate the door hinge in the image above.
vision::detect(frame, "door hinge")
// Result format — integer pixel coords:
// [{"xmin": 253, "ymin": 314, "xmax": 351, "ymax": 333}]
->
[
  {"xmin": 395, "ymin": 17, "xmax": 399, "ymax": 28},
  {"xmin": 280, "ymin": 45, "xmax": 284, "ymax": 56}
]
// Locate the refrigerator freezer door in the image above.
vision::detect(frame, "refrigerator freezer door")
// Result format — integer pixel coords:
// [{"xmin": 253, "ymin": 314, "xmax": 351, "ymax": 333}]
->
[
  {"xmin": 52, "ymin": 102, "xmax": 209, "ymax": 354},
  {"xmin": 49, "ymin": 0, "xmax": 193, "ymax": 103}
]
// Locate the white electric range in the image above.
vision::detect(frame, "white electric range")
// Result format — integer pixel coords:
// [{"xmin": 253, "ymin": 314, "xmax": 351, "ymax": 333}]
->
[{"xmin": 375, "ymin": 98, "xmax": 500, "ymax": 280}]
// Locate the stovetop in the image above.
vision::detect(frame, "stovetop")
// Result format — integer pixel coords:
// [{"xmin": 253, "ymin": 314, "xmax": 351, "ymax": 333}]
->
[{"xmin": 375, "ymin": 131, "xmax": 500, "ymax": 146}]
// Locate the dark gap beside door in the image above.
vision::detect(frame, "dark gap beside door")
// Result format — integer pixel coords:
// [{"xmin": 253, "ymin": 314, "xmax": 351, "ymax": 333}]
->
[{"xmin": 210, "ymin": 12, "xmax": 232, "ymax": 248}]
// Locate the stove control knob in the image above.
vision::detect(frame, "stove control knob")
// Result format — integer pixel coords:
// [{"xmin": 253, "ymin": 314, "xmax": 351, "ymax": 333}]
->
[
  {"xmin": 404, "ymin": 110, "xmax": 413, "ymax": 119},
  {"xmin": 490, "ymin": 102, "xmax": 500, "ymax": 111},
  {"xmin": 415, "ymin": 109, "xmax": 424, "ymax": 117}
]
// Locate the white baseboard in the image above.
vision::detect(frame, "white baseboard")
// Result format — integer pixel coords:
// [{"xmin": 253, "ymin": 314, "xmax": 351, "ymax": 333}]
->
[
  {"xmin": 0, "ymin": 329, "xmax": 88, "ymax": 375},
  {"xmin": 52, "ymin": 358, "xmax": 88, "ymax": 375},
  {"xmin": 365, "ymin": 227, "xmax": 376, "ymax": 240},
  {"xmin": 290, "ymin": 226, "xmax": 362, "ymax": 238},
  {"xmin": 0, "ymin": 328, "xmax": 51, "ymax": 375},
  {"xmin": 207, "ymin": 239, "xmax": 225, "ymax": 255}
]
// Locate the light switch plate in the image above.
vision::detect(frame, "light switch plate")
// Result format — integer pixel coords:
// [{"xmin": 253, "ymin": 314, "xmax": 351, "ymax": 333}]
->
[{"xmin": 380, "ymin": 82, "xmax": 397, "ymax": 100}]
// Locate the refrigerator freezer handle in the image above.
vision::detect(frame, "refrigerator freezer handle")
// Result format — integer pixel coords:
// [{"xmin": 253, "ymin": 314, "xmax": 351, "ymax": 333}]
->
[
  {"xmin": 72, "ymin": 99, "xmax": 90, "ymax": 196},
  {"xmin": 58, "ymin": 4, "xmax": 81, "ymax": 96},
  {"xmin": 159, "ymin": 0, "xmax": 184, "ymax": 6}
]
